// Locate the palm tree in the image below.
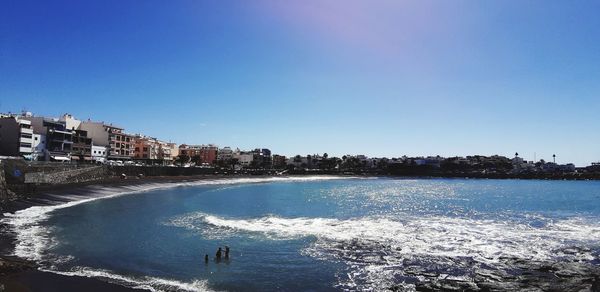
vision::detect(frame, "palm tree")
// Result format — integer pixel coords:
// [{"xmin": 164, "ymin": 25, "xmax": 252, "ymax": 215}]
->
[{"xmin": 553, "ymin": 154, "xmax": 556, "ymax": 163}]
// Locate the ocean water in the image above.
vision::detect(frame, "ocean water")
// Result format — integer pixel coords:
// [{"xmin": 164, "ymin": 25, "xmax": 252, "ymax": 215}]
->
[{"xmin": 4, "ymin": 177, "xmax": 600, "ymax": 291}]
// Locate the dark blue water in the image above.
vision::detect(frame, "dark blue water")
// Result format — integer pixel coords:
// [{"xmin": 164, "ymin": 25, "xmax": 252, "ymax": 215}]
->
[{"xmin": 16, "ymin": 178, "xmax": 600, "ymax": 291}]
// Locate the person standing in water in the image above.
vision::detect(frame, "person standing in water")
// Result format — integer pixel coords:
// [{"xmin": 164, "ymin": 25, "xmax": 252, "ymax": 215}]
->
[
  {"xmin": 204, "ymin": 254, "xmax": 209, "ymax": 264},
  {"xmin": 216, "ymin": 247, "xmax": 222, "ymax": 261},
  {"xmin": 225, "ymin": 246, "xmax": 230, "ymax": 259}
]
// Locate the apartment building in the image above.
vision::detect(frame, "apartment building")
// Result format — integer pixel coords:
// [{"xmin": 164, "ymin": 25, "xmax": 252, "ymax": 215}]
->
[
  {"xmin": 22, "ymin": 116, "xmax": 73, "ymax": 161},
  {"xmin": 134, "ymin": 136, "xmax": 161, "ymax": 160},
  {"xmin": 109, "ymin": 127, "xmax": 134, "ymax": 160},
  {"xmin": 80, "ymin": 121, "xmax": 134, "ymax": 160},
  {"xmin": 217, "ymin": 147, "xmax": 233, "ymax": 162},
  {"xmin": 0, "ymin": 116, "xmax": 34, "ymax": 158},
  {"xmin": 71, "ymin": 129, "xmax": 93, "ymax": 162}
]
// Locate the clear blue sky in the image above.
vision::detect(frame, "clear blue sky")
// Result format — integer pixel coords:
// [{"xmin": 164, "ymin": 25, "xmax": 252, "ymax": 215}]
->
[{"xmin": 1, "ymin": 1, "xmax": 599, "ymax": 165}]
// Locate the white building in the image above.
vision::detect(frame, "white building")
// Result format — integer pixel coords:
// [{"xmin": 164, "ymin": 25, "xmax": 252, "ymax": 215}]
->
[
  {"xmin": 32, "ymin": 133, "xmax": 46, "ymax": 161},
  {"xmin": 91, "ymin": 145, "xmax": 107, "ymax": 163},
  {"xmin": 60, "ymin": 114, "xmax": 82, "ymax": 131},
  {"xmin": 233, "ymin": 149, "xmax": 254, "ymax": 167}
]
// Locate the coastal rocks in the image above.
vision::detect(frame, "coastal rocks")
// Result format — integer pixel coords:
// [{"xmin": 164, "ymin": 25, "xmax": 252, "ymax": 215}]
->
[
  {"xmin": 369, "ymin": 253, "xmax": 600, "ymax": 292},
  {"xmin": 0, "ymin": 256, "xmax": 35, "ymax": 276},
  {"xmin": 0, "ymin": 165, "xmax": 16, "ymax": 204}
]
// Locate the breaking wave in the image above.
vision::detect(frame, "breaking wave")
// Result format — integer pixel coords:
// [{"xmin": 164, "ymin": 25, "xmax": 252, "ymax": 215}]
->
[{"xmin": 167, "ymin": 212, "xmax": 600, "ymax": 290}]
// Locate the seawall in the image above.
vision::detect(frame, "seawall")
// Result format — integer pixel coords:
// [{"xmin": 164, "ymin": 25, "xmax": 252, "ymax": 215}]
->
[{"xmin": 0, "ymin": 160, "xmax": 223, "ymax": 207}]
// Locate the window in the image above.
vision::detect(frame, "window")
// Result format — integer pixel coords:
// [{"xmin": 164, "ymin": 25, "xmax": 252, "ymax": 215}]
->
[
  {"xmin": 35, "ymin": 137, "xmax": 38, "ymax": 141},
  {"xmin": 135, "ymin": 147, "xmax": 140, "ymax": 152},
  {"xmin": 20, "ymin": 142, "xmax": 32, "ymax": 148},
  {"xmin": 21, "ymin": 133, "xmax": 33, "ymax": 139}
]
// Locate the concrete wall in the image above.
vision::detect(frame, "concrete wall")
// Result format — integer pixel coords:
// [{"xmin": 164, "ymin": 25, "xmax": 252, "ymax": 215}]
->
[
  {"xmin": 109, "ymin": 165, "xmax": 216, "ymax": 177},
  {"xmin": 24, "ymin": 165, "xmax": 107, "ymax": 184}
]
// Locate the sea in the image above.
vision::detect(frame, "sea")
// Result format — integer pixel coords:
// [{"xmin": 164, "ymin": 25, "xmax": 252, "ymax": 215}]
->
[{"xmin": 3, "ymin": 176, "xmax": 600, "ymax": 291}]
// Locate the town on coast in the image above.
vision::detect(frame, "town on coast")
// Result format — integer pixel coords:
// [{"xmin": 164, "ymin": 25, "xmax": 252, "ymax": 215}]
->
[{"xmin": 1, "ymin": 111, "xmax": 599, "ymax": 174}]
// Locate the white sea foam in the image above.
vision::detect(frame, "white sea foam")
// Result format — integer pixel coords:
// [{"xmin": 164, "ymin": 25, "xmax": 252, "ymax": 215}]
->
[
  {"xmin": 169, "ymin": 212, "xmax": 600, "ymax": 263},
  {"xmin": 44, "ymin": 266, "xmax": 213, "ymax": 292},
  {"xmin": 167, "ymin": 212, "xmax": 600, "ymax": 290},
  {"xmin": 0, "ymin": 175, "xmax": 350, "ymax": 291}
]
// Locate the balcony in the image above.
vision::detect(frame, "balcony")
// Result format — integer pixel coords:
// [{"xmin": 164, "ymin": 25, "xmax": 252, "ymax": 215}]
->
[
  {"xmin": 19, "ymin": 137, "xmax": 33, "ymax": 144},
  {"xmin": 51, "ymin": 139, "xmax": 74, "ymax": 144},
  {"xmin": 20, "ymin": 127, "xmax": 33, "ymax": 134},
  {"xmin": 19, "ymin": 147, "xmax": 33, "ymax": 154},
  {"xmin": 48, "ymin": 129, "xmax": 73, "ymax": 135}
]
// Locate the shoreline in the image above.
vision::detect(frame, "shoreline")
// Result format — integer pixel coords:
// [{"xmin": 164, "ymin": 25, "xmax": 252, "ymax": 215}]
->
[
  {"xmin": 0, "ymin": 174, "xmax": 348, "ymax": 292},
  {"xmin": 0, "ymin": 175, "xmax": 245, "ymax": 291},
  {"xmin": 0, "ymin": 175, "xmax": 219, "ymax": 292}
]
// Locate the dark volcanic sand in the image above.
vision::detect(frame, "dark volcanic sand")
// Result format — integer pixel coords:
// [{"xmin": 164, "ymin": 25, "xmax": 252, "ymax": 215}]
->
[{"xmin": 0, "ymin": 175, "xmax": 236, "ymax": 292}]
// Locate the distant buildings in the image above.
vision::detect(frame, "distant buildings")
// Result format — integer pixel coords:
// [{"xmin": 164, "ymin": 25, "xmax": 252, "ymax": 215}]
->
[
  {"xmin": 134, "ymin": 136, "xmax": 161, "ymax": 160},
  {"xmin": 178, "ymin": 144, "xmax": 218, "ymax": 165},
  {"xmin": 0, "ymin": 112, "xmax": 597, "ymax": 174},
  {"xmin": 199, "ymin": 144, "xmax": 218, "ymax": 165},
  {"xmin": 133, "ymin": 135, "xmax": 177, "ymax": 164},
  {"xmin": 272, "ymin": 154, "xmax": 287, "ymax": 169},
  {"xmin": 217, "ymin": 147, "xmax": 233, "ymax": 162},
  {"xmin": 233, "ymin": 149, "xmax": 254, "ymax": 168},
  {"xmin": 253, "ymin": 148, "xmax": 272, "ymax": 169}
]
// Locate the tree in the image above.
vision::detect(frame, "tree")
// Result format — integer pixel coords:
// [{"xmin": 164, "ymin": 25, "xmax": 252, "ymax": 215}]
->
[
  {"xmin": 191, "ymin": 155, "xmax": 201, "ymax": 165},
  {"xmin": 176, "ymin": 155, "xmax": 191, "ymax": 165}
]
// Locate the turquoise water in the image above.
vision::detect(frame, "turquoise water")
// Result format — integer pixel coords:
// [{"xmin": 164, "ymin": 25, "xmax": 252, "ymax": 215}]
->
[{"xmin": 8, "ymin": 177, "xmax": 600, "ymax": 291}]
